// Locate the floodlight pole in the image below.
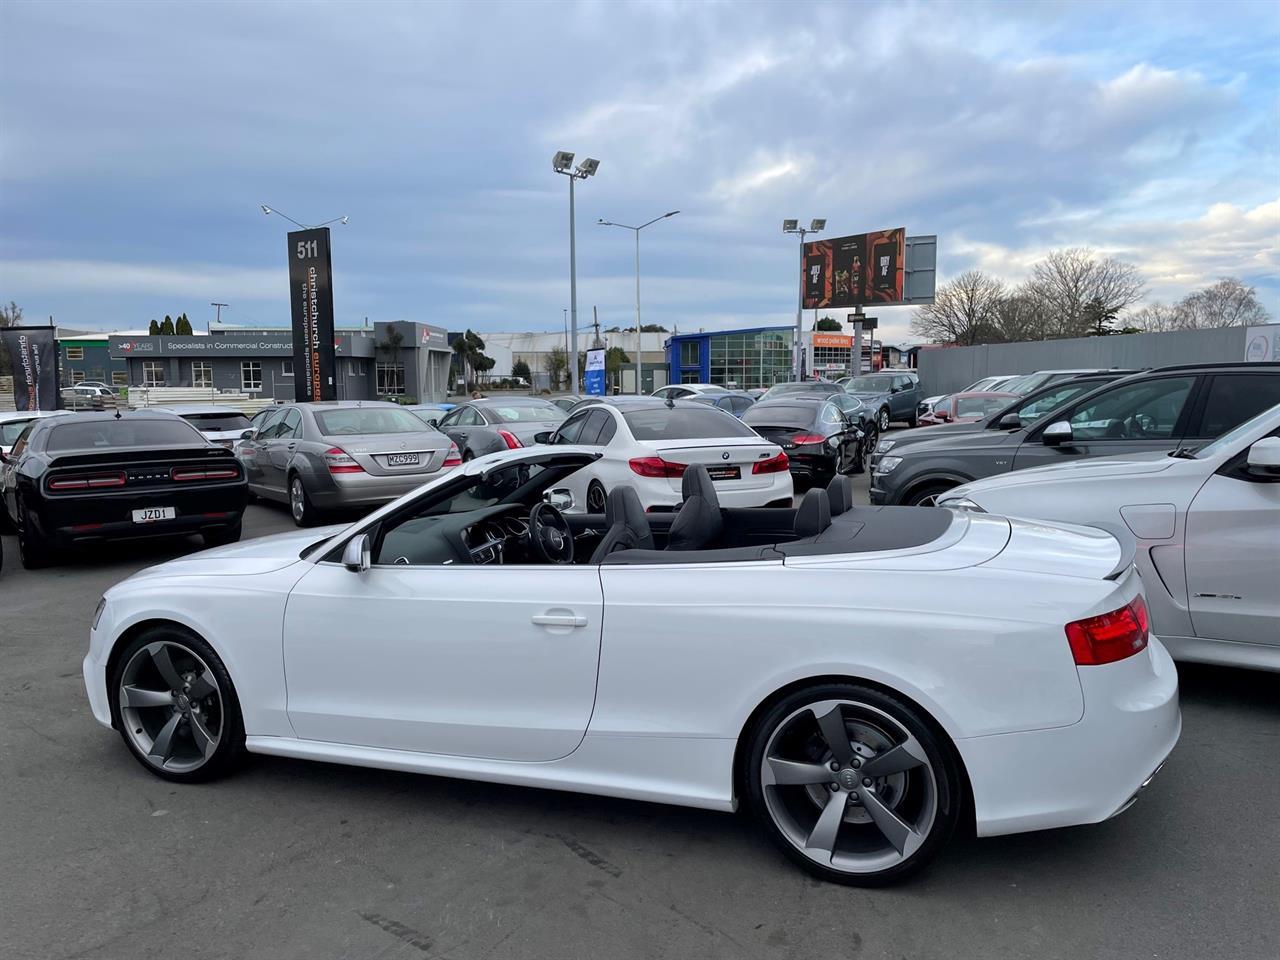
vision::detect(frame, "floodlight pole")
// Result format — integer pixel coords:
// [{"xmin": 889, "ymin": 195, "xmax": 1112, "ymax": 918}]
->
[
  {"xmin": 569, "ymin": 175, "xmax": 579, "ymax": 394},
  {"xmin": 784, "ymin": 222, "xmax": 822, "ymax": 380}
]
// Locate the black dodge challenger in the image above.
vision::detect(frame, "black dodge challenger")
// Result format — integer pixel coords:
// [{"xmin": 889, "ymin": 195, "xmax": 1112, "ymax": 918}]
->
[{"xmin": 1, "ymin": 411, "xmax": 248, "ymax": 569}]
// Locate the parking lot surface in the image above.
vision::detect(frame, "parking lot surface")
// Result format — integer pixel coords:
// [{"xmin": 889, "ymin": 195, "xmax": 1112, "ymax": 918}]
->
[{"xmin": 2, "ymin": 477, "xmax": 1278, "ymax": 960}]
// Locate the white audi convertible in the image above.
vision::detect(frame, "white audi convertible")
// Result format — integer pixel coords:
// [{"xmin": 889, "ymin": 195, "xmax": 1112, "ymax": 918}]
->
[{"xmin": 84, "ymin": 447, "xmax": 1180, "ymax": 885}]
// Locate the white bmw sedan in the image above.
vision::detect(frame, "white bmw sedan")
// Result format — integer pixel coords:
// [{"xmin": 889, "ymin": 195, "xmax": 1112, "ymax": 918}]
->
[
  {"xmin": 940, "ymin": 403, "xmax": 1280, "ymax": 672},
  {"xmin": 542, "ymin": 397, "xmax": 792, "ymax": 514},
  {"xmin": 84, "ymin": 447, "xmax": 1179, "ymax": 885}
]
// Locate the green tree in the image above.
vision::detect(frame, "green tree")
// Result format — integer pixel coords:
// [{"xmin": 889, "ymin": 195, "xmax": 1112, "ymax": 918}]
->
[
  {"xmin": 1083, "ymin": 297, "xmax": 1119, "ymax": 337},
  {"xmin": 512, "ymin": 358, "xmax": 532, "ymax": 383},
  {"xmin": 543, "ymin": 346, "xmax": 568, "ymax": 390},
  {"xmin": 149, "ymin": 318, "xmax": 161, "ymax": 335},
  {"xmin": 815, "ymin": 316, "xmax": 842, "ymax": 331},
  {"xmin": 639, "ymin": 323, "xmax": 667, "ymax": 333},
  {"xmin": 159, "ymin": 314, "xmax": 175, "ymax": 335},
  {"xmin": 175, "ymin": 313, "xmax": 193, "ymax": 335},
  {"xmin": 604, "ymin": 346, "xmax": 630, "ymax": 377}
]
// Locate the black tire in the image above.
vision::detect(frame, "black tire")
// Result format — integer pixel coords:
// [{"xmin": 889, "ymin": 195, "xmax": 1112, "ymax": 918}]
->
[
  {"xmin": 108, "ymin": 624, "xmax": 246, "ymax": 783},
  {"xmin": 904, "ymin": 482, "xmax": 956, "ymax": 507},
  {"xmin": 202, "ymin": 520, "xmax": 243, "ymax": 548},
  {"xmin": 744, "ymin": 682, "xmax": 963, "ymax": 886},
  {"xmin": 586, "ymin": 480, "xmax": 607, "ymax": 514},
  {"xmin": 16, "ymin": 500, "xmax": 52, "ymax": 569},
  {"xmin": 907, "ymin": 413, "xmax": 919, "ymax": 429},
  {"xmin": 289, "ymin": 474, "xmax": 322, "ymax": 527},
  {"xmin": 877, "ymin": 407, "xmax": 891, "ymax": 432}
]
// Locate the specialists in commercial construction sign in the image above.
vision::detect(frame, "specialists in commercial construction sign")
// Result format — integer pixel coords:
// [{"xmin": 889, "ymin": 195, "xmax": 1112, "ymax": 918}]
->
[
  {"xmin": 0, "ymin": 325, "xmax": 59, "ymax": 411},
  {"xmin": 287, "ymin": 227, "xmax": 337, "ymax": 402},
  {"xmin": 803, "ymin": 228, "xmax": 906, "ymax": 309}
]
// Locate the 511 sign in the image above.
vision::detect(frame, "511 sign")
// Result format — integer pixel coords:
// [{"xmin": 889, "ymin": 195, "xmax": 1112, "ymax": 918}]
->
[{"xmin": 286, "ymin": 227, "xmax": 337, "ymax": 402}]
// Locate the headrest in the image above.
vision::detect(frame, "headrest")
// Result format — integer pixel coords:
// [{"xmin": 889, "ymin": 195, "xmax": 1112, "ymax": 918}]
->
[
  {"xmin": 681, "ymin": 464, "xmax": 720, "ymax": 509},
  {"xmin": 826, "ymin": 475, "xmax": 853, "ymax": 516},
  {"xmin": 604, "ymin": 485, "xmax": 653, "ymax": 551},
  {"xmin": 794, "ymin": 487, "xmax": 832, "ymax": 539},
  {"xmin": 666, "ymin": 494, "xmax": 723, "ymax": 551}
]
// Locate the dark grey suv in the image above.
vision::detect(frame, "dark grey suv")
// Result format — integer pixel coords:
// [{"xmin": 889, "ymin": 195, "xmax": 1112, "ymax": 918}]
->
[{"xmin": 871, "ymin": 363, "xmax": 1280, "ymax": 506}]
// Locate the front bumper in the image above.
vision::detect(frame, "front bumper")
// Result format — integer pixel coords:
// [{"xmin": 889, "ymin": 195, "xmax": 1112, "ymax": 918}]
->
[{"xmin": 957, "ymin": 636, "xmax": 1181, "ymax": 837}]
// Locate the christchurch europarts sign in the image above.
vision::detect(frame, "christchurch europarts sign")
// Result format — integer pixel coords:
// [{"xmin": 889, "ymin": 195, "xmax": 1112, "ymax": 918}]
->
[{"xmin": 108, "ymin": 335, "xmax": 373, "ymax": 359}]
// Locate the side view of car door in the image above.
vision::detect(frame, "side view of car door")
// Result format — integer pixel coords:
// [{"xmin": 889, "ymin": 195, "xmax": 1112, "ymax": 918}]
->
[
  {"xmin": 439, "ymin": 406, "xmax": 483, "ymax": 459},
  {"xmin": 891, "ymin": 376, "xmax": 919, "ymax": 421},
  {"xmin": 1012, "ymin": 375, "xmax": 1199, "ymax": 471},
  {"xmin": 1183, "ymin": 428, "xmax": 1280, "ymax": 647},
  {"xmin": 262, "ymin": 408, "xmax": 303, "ymax": 493},
  {"xmin": 240, "ymin": 407, "xmax": 284, "ymax": 491}
]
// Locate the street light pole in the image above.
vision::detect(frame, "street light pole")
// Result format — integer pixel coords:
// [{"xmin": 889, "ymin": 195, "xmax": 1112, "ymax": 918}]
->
[
  {"xmin": 260, "ymin": 205, "xmax": 348, "ymax": 230},
  {"xmin": 552, "ymin": 153, "xmax": 600, "ymax": 395},
  {"xmin": 598, "ymin": 210, "xmax": 679, "ymax": 393},
  {"xmin": 783, "ymin": 218, "xmax": 825, "ymax": 381}
]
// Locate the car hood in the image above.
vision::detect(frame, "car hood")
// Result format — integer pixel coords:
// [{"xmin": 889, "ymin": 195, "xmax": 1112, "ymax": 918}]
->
[
  {"xmin": 846, "ymin": 391, "xmax": 891, "ymax": 403},
  {"xmin": 115, "ymin": 524, "xmax": 348, "ymax": 585},
  {"xmin": 948, "ymin": 450, "xmax": 1179, "ymax": 499}
]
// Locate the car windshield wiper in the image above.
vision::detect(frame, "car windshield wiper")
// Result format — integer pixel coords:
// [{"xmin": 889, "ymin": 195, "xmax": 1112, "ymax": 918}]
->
[{"xmin": 1167, "ymin": 446, "xmax": 1199, "ymax": 459}]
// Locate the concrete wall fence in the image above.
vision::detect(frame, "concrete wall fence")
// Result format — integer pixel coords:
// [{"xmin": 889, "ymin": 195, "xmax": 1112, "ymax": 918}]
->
[{"xmin": 917, "ymin": 324, "xmax": 1277, "ymax": 397}]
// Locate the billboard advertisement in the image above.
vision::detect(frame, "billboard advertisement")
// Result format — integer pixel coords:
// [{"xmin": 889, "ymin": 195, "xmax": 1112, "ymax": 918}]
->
[
  {"xmin": 0, "ymin": 325, "xmax": 59, "ymax": 411},
  {"xmin": 803, "ymin": 228, "xmax": 905, "ymax": 309},
  {"xmin": 584, "ymin": 348, "xmax": 606, "ymax": 396},
  {"xmin": 287, "ymin": 227, "xmax": 337, "ymax": 402},
  {"xmin": 1244, "ymin": 324, "xmax": 1280, "ymax": 362}
]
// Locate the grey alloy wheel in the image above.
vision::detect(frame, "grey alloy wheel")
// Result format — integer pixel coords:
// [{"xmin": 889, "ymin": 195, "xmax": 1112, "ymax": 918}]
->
[
  {"xmin": 878, "ymin": 408, "xmax": 891, "ymax": 432},
  {"xmin": 758, "ymin": 698, "xmax": 941, "ymax": 878},
  {"xmin": 118, "ymin": 640, "xmax": 224, "ymax": 774}
]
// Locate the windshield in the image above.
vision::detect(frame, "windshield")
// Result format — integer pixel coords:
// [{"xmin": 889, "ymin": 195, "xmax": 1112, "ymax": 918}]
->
[
  {"xmin": 487, "ymin": 402, "xmax": 565, "ymax": 423},
  {"xmin": 956, "ymin": 394, "xmax": 1015, "ymax": 418},
  {"xmin": 844, "ymin": 375, "xmax": 894, "ymax": 392},
  {"xmin": 46, "ymin": 418, "xmax": 204, "ymax": 451},
  {"xmin": 182, "ymin": 412, "xmax": 252, "ymax": 432},
  {"xmin": 623, "ymin": 406, "xmax": 756, "ymax": 440},
  {"xmin": 1007, "ymin": 380, "xmax": 1103, "ymax": 427},
  {"xmin": 1, "ymin": 418, "xmax": 36, "ymax": 445},
  {"xmin": 1194, "ymin": 403, "xmax": 1280, "ymax": 460},
  {"xmin": 742, "ymin": 404, "xmax": 818, "ymax": 429},
  {"xmin": 315, "ymin": 406, "xmax": 432, "ymax": 436}
]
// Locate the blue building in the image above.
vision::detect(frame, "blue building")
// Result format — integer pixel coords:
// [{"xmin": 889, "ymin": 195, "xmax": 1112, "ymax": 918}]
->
[{"xmin": 665, "ymin": 326, "xmax": 795, "ymax": 389}]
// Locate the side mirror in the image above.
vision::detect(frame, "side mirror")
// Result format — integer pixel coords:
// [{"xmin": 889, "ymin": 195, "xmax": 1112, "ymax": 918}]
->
[
  {"xmin": 342, "ymin": 534, "xmax": 371, "ymax": 573},
  {"xmin": 1042, "ymin": 421, "xmax": 1073, "ymax": 447},
  {"xmin": 933, "ymin": 409, "xmax": 950, "ymax": 422},
  {"xmin": 827, "ymin": 435, "xmax": 841, "ymax": 449},
  {"xmin": 1246, "ymin": 436, "xmax": 1280, "ymax": 477},
  {"xmin": 997, "ymin": 413, "xmax": 1023, "ymax": 430},
  {"xmin": 534, "ymin": 431, "xmax": 553, "ymax": 444},
  {"xmin": 240, "ymin": 430, "xmax": 254, "ymax": 440},
  {"xmin": 545, "ymin": 489, "xmax": 574, "ymax": 511},
  {"xmin": 426, "ymin": 418, "xmax": 439, "ymax": 427}
]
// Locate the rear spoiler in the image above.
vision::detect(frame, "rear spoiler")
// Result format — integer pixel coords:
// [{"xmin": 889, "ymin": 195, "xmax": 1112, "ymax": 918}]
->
[{"xmin": 1087, "ymin": 521, "xmax": 1138, "ymax": 581}]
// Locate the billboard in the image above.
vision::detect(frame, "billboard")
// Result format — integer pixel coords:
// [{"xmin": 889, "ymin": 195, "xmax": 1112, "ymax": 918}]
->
[
  {"xmin": 803, "ymin": 228, "xmax": 906, "ymax": 309},
  {"xmin": 287, "ymin": 228, "xmax": 337, "ymax": 402},
  {"xmin": 1244, "ymin": 324, "xmax": 1280, "ymax": 362},
  {"xmin": 0, "ymin": 325, "xmax": 59, "ymax": 411}
]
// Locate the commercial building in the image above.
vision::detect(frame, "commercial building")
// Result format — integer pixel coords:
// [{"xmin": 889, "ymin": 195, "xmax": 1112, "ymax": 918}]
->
[
  {"xmin": 664, "ymin": 326, "xmax": 890, "ymax": 388},
  {"xmin": 97, "ymin": 322, "xmax": 452, "ymax": 402},
  {"xmin": 475, "ymin": 330, "xmax": 669, "ymax": 393}
]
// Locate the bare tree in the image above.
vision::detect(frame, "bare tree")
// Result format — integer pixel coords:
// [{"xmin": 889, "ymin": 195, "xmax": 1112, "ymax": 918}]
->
[
  {"xmin": 993, "ymin": 285, "xmax": 1054, "ymax": 342},
  {"xmin": 0, "ymin": 300, "xmax": 22, "ymax": 376},
  {"xmin": 910, "ymin": 270, "xmax": 1007, "ymax": 346},
  {"xmin": 1130, "ymin": 302, "xmax": 1186, "ymax": 333},
  {"xmin": 1177, "ymin": 277, "xmax": 1271, "ymax": 329},
  {"xmin": 1025, "ymin": 248, "xmax": 1145, "ymax": 338}
]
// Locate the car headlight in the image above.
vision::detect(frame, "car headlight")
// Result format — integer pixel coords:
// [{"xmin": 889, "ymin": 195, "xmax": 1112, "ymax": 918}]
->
[
  {"xmin": 940, "ymin": 497, "xmax": 985, "ymax": 513},
  {"xmin": 92, "ymin": 597, "xmax": 108, "ymax": 631},
  {"xmin": 873, "ymin": 456, "xmax": 902, "ymax": 475},
  {"xmin": 875, "ymin": 438, "xmax": 896, "ymax": 455}
]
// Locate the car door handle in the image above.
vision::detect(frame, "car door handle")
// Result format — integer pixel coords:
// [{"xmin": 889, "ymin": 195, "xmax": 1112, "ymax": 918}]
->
[
  {"xmin": 531, "ymin": 614, "xmax": 588, "ymax": 628},
  {"xmin": 286, "ymin": 443, "xmax": 297, "ymax": 451}
]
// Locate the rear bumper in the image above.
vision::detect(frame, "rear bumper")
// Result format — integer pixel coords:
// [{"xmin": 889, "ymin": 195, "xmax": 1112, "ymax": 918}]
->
[
  {"xmin": 957, "ymin": 636, "xmax": 1180, "ymax": 837},
  {"xmin": 637, "ymin": 473, "xmax": 794, "ymax": 511},
  {"xmin": 34, "ymin": 485, "xmax": 247, "ymax": 546}
]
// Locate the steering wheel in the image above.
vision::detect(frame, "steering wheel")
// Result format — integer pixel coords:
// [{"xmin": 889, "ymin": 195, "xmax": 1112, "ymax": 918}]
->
[{"xmin": 529, "ymin": 502, "xmax": 575, "ymax": 564}]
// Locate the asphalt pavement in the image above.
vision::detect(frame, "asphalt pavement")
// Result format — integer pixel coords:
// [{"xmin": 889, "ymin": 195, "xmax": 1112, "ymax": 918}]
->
[{"xmin": 2, "ymin": 473, "xmax": 1278, "ymax": 960}]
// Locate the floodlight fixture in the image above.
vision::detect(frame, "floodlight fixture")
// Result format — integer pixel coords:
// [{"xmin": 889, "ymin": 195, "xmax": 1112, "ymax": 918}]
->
[
  {"xmin": 576, "ymin": 157, "xmax": 600, "ymax": 177},
  {"xmin": 553, "ymin": 150, "xmax": 575, "ymax": 173},
  {"xmin": 261, "ymin": 204, "xmax": 273, "ymax": 215},
  {"xmin": 782, "ymin": 219, "xmax": 798, "ymax": 232},
  {"xmin": 664, "ymin": 210, "xmax": 679, "ymax": 218},
  {"xmin": 810, "ymin": 218, "xmax": 827, "ymax": 231}
]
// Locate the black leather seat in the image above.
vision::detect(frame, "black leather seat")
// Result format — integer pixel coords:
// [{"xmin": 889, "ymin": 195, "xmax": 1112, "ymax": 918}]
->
[
  {"xmin": 589, "ymin": 486, "xmax": 653, "ymax": 563},
  {"xmin": 794, "ymin": 487, "xmax": 832, "ymax": 539},
  {"xmin": 666, "ymin": 465, "xmax": 724, "ymax": 551},
  {"xmin": 826, "ymin": 475, "xmax": 854, "ymax": 516}
]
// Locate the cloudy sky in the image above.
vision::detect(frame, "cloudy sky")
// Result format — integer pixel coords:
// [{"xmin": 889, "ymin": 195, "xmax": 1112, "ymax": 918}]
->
[{"xmin": 1, "ymin": 0, "xmax": 1276, "ymax": 346}]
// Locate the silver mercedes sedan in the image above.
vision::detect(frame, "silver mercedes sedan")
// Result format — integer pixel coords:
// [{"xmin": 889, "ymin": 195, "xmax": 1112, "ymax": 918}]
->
[{"xmin": 236, "ymin": 401, "xmax": 459, "ymax": 526}]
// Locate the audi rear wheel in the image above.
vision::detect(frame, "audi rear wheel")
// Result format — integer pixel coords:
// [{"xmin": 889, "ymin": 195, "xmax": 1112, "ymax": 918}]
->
[{"xmin": 745, "ymin": 683, "xmax": 962, "ymax": 885}]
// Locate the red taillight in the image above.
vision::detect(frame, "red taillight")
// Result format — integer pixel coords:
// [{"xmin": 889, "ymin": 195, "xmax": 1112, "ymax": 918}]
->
[
  {"xmin": 170, "ymin": 467, "xmax": 240, "ymax": 482},
  {"xmin": 791, "ymin": 434, "xmax": 826, "ymax": 445},
  {"xmin": 324, "ymin": 447, "xmax": 365, "ymax": 475},
  {"xmin": 628, "ymin": 456, "xmax": 688, "ymax": 478},
  {"xmin": 752, "ymin": 451, "xmax": 791, "ymax": 474},
  {"xmin": 49, "ymin": 472, "xmax": 126, "ymax": 491},
  {"xmin": 1065, "ymin": 596, "xmax": 1150, "ymax": 666},
  {"xmin": 443, "ymin": 442, "xmax": 462, "ymax": 468},
  {"xmin": 497, "ymin": 429, "xmax": 523, "ymax": 450}
]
